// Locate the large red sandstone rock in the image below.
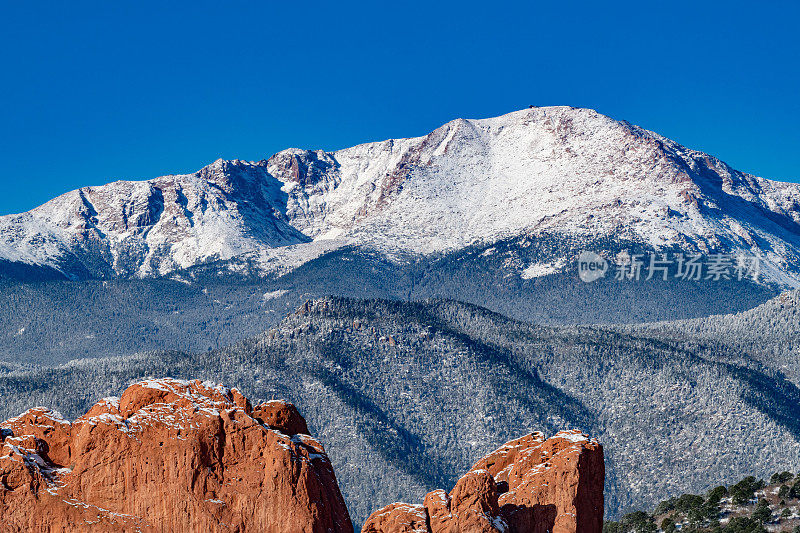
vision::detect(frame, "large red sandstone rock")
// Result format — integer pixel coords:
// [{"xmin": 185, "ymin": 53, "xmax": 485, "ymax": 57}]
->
[
  {"xmin": 0, "ymin": 378, "xmax": 354, "ymax": 533},
  {"xmin": 362, "ymin": 430, "xmax": 604, "ymax": 533},
  {"xmin": 1, "ymin": 380, "xmax": 605, "ymax": 532}
]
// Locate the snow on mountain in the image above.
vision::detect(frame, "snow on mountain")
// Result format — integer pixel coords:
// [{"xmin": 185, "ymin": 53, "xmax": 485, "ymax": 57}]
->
[
  {"xmin": 0, "ymin": 159, "xmax": 310, "ymax": 277},
  {"xmin": 2, "ymin": 106, "xmax": 799, "ymax": 281}
]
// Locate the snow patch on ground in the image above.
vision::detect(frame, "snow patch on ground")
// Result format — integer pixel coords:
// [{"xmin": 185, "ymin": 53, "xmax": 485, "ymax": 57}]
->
[{"xmin": 521, "ymin": 259, "xmax": 568, "ymax": 279}]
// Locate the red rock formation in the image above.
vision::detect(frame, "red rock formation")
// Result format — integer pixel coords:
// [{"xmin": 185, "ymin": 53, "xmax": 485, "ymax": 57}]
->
[
  {"xmin": 362, "ymin": 430, "xmax": 604, "ymax": 533},
  {"xmin": 1, "ymin": 380, "xmax": 605, "ymax": 532},
  {"xmin": 0, "ymin": 378, "xmax": 354, "ymax": 533}
]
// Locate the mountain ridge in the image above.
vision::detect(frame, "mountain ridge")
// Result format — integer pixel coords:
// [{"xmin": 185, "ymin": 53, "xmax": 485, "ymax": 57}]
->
[
  {"xmin": 2, "ymin": 291, "xmax": 799, "ymax": 522},
  {"xmin": 2, "ymin": 106, "xmax": 799, "ymax": 284}
]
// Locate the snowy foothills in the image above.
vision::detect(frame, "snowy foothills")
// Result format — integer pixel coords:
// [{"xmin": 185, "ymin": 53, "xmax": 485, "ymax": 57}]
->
[{"xmin": 2, "ymin": 106, "xmax": 800, "ymax": 524}]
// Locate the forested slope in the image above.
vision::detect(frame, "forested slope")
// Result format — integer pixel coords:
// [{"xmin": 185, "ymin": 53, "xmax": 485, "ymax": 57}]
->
[{"xmin": 2, "ymin": 295, "xmax": 799, "ymax": 524}]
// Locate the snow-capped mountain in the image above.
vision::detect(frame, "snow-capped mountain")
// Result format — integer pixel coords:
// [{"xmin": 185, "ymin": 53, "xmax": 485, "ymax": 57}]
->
[{"xmin": 2, "ymin": 106, "xmax": 799, "ymax": 282}]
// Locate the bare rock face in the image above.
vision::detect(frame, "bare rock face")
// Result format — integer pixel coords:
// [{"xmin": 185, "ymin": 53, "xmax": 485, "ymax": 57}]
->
[
  {"xmin": 252, "ymin": 399, "xmax": 310, "ymax": 435},
  {"xmin": 0, "ymin": 378, "xmax": 354, "ymax": 533},
  {"xmin": 360, "ymin": 502, "xmax": 430, "ymax": 533},
  {"xmin": 362, "ymin": 430, "xmax": 604, "ymax": 533},
  {"xmin": 0, "ymin": 379, "xmax": 605, "ymax": 532}
]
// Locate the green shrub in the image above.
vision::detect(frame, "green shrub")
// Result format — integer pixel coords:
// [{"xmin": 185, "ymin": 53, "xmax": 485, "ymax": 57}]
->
[
  {"xmin": 730, "ymin": 477, "xmax": 763, "ymax": 505},
  {"xmin": 751, "ymin": 499, "xmax": 771, "ymax": 524},
  {"xmin": 790, "ymin": 479, "xmax": 800, "ymax": 499},
  {"xmin": 620, "ymin": 511, "xmax": 657, "ymax": 533},
  {"xmin": 655, "ymin": 497, "xmax": 678, "ymax": 516},
  {"xmin": 770, "ymin": 471, "xmax": 793, "ymax": 484},
  {"xmin": 707, "ymin": 486, "xmax": 728, "ymax": 503},
  {"xmin": 723, "ymin": 516, "xmax": 766, "ymax": 532}
]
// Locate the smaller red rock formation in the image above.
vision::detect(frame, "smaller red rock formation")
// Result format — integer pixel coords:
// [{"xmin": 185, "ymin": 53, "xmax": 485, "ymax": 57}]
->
[
  {"xmin": 362, "ymin": 430, "xmax": 604, "ymax": 533},
  {"xmin": 253, "ymin": 399, "xmax": 310, "ymax": 435},
  {"xmin": 0, "ymin": 378, "xmax": 353, "ymax": 533}
]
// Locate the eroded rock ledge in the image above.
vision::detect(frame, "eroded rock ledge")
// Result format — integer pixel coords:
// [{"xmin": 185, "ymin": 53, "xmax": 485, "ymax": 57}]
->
[{"xmin": 1, "ymin": 378, "xmax": 604, "ymax": 532}]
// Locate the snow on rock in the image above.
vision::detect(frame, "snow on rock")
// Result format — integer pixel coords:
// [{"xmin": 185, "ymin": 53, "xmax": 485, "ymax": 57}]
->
[
  {"xmin": 1, "ymin": 107, "xmax": 799, "ymax": 283},
  {"xmin": 362, "ymin": 430, "xmax": 605, "ymax": 533},
  {"xmin": 521, "ymin": 259, "xmax": 568, "ymax": 279},
  {"xmin": 0, "ymin": 378, "xmax": 353, "ymax": 532}
]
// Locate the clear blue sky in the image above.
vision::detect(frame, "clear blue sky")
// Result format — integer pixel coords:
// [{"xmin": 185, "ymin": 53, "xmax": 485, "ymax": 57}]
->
[{"xmin": 1, "ymin": 1, "xmax": 798, "ymax": 215}]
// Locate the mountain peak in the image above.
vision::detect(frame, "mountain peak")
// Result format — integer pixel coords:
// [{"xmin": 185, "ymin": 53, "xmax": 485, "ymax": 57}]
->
[{"xmin": 0, "ymin": 108, "xmax": 798, "ymax": 282}]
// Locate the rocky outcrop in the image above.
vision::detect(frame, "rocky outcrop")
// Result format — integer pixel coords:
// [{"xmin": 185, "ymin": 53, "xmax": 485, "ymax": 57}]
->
[
  {"xmin": 362, "ymin": 431, "xmax": 604, "ymax": 533},
  {"xmin": 0, "ymin": 378, "xmax": 353, "ymax": 533},
  {"xmin": 1, "ymin": 378, "xmax": 605, "ymax": 532}
]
